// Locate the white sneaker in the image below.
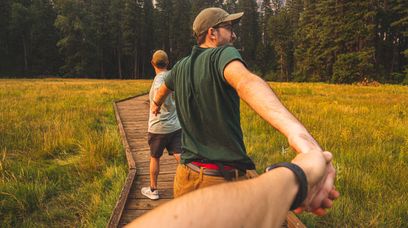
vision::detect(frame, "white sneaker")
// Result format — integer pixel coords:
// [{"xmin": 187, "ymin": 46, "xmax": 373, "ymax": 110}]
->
[{"xmin": 141, "ymin": 187, "xmax": 159, "ymax": 200}]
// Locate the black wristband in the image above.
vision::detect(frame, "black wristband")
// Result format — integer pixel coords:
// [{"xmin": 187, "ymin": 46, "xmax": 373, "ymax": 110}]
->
[
  {"xmin": 265, "ymin": 162, "xmax": 308, "ymax": 211},
  {"xmin": 152, "ymin": 100, "xmax": 160, "ymax": 107}
]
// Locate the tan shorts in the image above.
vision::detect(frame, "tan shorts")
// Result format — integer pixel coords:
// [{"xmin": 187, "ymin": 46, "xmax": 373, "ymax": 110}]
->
[{"xmin": 173, "ymin": 164, "xmax": 258, "ymax": 198}]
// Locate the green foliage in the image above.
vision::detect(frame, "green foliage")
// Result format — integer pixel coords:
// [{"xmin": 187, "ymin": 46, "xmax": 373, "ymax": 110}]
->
[
  {"xmin": 0, "ymin": 0, "xmax": 407, "ymax": 83},
  {"xmin": 332, "ymin": 51, "xmax": 374, "ymax": 83},
  {"xmin": 237, "ymin": 0, "xmax": 260, "ymax": 68},
  {"xmin": 0, "ymin": 79, "xmax": 151, "ymax": 226}
]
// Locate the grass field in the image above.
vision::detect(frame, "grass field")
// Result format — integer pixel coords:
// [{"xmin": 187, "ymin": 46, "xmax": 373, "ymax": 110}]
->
[
  {"xmin": 1, "ymin": 79, "xmax": 407, "ymax": 227},
  {"xmin": 243, "ymin": 83, "xmax": 408, "ymax": 227},
  {"xmin": 0, "ymin": 78, "xmax": 151, "ymax": 227}
]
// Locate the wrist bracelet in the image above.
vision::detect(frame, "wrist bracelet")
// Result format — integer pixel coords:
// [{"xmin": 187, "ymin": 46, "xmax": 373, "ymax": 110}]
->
[
  {"xmin": 152, "ymin": 100, "xmax": 160, "ymax": 107},
  {"xmin": 265, "ymin": 162, "xmax": 308, "ymax": 211}
]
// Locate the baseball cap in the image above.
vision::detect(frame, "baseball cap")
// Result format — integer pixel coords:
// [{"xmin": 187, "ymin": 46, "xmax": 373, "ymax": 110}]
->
[
  {"xmin": 151, "ymin": 50, "xmax": 169, "ymax": 68},
  {"xmin": 193, "ymin": 7, "xmax": 244, "ymax": 37}
]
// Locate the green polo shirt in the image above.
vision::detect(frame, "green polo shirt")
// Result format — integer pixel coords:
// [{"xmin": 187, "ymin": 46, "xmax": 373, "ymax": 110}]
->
[{"xmin": 165, "ymin": 45, "xmax": 255, "ymax": 170}]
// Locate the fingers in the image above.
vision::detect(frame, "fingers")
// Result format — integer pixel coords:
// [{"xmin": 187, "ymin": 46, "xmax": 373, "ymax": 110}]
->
[
  {"xmin": 322, "ymin": 151, "xmax": 333, "ymax": 163},
  {"xmin": 293, "ymin": 207, "xmax": 303, "ymax": 214},
  {"xmin": 329, "ymin": 188, "xmax": 340, "ymax": 200},
  {"xmin": 311, "ymin": 208, "xmax": 327, "ymax": 216},
  {"xmin": 321, "ymin": 198, "xmax": 333, "ymax": 208}
]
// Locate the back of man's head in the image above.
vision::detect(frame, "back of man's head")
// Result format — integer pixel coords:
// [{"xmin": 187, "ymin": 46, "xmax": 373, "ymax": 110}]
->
[
  {"xmin": 192, "ymin": 7, "xmax": 243, "ymax": 44},
  {"xmin": 152, "ymin": 50, "xmax": 169, "ymax": 69}
]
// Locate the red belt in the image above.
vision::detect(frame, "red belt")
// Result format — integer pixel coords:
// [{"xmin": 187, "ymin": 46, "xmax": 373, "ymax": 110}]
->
[{"xmin": 191, "ymin": 161, "xmax": 234, "ymax": 171}]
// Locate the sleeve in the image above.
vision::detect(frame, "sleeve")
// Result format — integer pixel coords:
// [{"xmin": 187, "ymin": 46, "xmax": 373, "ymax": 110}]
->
[
  {"xmin": 164, "ymin": 69, "xmax": 175, "ymax": 91},
  {"xmin": 218, "ymin": 46, "xmax": 247, "ymax": 82},
  {"xmin": 153, "ymin": 74, "xmax": 165, "ymax": 91}
]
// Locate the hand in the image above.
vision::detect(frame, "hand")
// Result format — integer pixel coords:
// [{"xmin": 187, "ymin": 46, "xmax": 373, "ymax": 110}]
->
[
  {"xmin": 291, "ymin": 150, "xmax": 340, "ymax": 216},
  {"xmin": 151, "ymin": 101, "xmax": 161, "ymax": 116}
]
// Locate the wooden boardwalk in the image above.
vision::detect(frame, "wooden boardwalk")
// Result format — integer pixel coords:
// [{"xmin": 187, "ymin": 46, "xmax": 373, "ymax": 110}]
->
[
  {"xmin": 108, "ymin": 94, "xmax": 178, "ymax": 227},
  {"xmin": 108, "ymin": 94, "xmax": 306, "ymax": 228}
]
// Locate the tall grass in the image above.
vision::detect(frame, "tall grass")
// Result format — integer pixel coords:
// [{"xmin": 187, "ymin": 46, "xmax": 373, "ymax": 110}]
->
[
  {"xmin": 242, "ymin": 83, "xmax": 408, "ymax": 227},
  {"xmin": 0, "ymin": 78, "xmax": 151, "ymax": 227},
  {"xmin": 1, "ymin": 79, "xmax": 407, "ymax": 227}
]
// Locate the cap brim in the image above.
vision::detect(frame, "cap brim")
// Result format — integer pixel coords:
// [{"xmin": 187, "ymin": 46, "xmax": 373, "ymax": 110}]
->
[{"xmin": 222, "ymin": 12, "xmax": 244, "ymax": 24}]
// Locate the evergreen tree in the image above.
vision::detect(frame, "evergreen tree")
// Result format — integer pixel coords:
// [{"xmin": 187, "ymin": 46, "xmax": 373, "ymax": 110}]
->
[
  {"xmin": 392, "ymin": 0, "xmax": 408, "ymax": 82},
  {"xmin": 155, "ymin": 0, "xmax": 173, "ymax": 56},
  {"xmin": 268, "ymin": 8, "xmax": 293, "ymax": 81},
  {"xmin": 123, "ymin": 0, "xmax": 142, "ymax": 78},
  {"xmin": 171, "ymin": 0, "xmax": 192, "ymax": 62},
  {"xmin": 9, "ymin": 1, "xmax": 31, "ymax": 74},
  {"xmin": 109, "ymin": 0, "xmax": 125, "ymax": 78},
  {"xmin": 238, "ymin": 0, "xmax": 260, "ymax": 68},
  {"xmin": 0, "ymin": 0, "xmax": 12, "ymax": 75}
]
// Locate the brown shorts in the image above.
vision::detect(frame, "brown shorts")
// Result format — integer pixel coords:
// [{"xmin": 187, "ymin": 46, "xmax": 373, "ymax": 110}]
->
[
  {"xmin": 173, "ymin": 164, "xmax": 258, "ymax": 198},
  {"xmin": 148, "ymin": 129, "xmax": 182, "ymax": 158}
]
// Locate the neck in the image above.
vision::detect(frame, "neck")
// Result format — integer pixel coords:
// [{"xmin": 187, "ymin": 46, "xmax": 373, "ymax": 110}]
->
[
  {"xmin": 200, "ymin": 40, "xmax": 217, "ymax": 49},
  {"xmin": 155, "ymin": 68, "xmax": 167, "ymax": 74}
]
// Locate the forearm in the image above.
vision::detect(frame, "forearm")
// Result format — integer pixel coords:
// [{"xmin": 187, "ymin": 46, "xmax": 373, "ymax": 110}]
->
[
  {"xmin": 237, "ymin": 75, "xmax": 321, "ymax": 153},
  {"xmin": 153, "ymin": 83, "xmax": 172, "ymax": 105},
  {"xmin": 127, "ymin": 169, "xmax": 299, "ymax": 228}
]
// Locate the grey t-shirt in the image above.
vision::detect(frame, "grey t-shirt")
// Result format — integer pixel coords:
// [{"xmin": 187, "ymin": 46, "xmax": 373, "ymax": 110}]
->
[{"xmin": 148, "ymin": 71, "xmax": 181, "ymax": 134}]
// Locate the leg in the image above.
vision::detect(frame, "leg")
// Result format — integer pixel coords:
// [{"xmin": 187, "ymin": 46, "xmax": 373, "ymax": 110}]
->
[
  {"xmin": 150, "ymin": 156, "xmax": 160, "ymax": 189},
  {"xmin": 142, "ymin": 133, "xmax": 165, "ymax": 200}
]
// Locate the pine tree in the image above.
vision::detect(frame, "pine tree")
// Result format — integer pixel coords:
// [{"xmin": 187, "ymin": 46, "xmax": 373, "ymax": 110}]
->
[
  {"xmin": 237, "ymin": 0, "xmax": 260, "ymax": 68},
  {"xmin": 0, "ymin": 0, "xmax": 12, "ymax": 75},
  {"xmin": 171, "ymin": 0, "xmax": 192, "ymax": 61},
  {"xmin": 123, "ymin": 0, "xmax": 142, "ymax": 78},
  {"xmin": 109, "ymin": 0, "xmax": 125, "ymax": 78},
  {"xmin": 54, "ymin": 0, "xmax": 93, "ymax": 76},
  {"xmin": 9, "ymin": 1, "xmax": 31, "ymax": 74},
  {"xmin": 90, "ymin": 0, "xmax": 111, "ymax": 77}
]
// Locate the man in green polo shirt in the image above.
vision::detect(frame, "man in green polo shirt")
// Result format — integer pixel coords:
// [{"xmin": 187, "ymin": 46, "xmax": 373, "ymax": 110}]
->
[{"xmin": 151, "ymin": 7, "xmax": 337, "ymax": 212}]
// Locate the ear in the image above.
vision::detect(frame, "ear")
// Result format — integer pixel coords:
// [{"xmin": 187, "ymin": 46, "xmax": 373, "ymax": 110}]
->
[{"xmin": 208, "ymin": 28, "xmax": 216, "ymax": 39}]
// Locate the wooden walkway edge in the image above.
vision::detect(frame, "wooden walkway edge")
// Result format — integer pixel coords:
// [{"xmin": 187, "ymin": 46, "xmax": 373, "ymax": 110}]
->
[{"xmin": 108, "ymin": 94, "xmax": 306, "ymax": 228}]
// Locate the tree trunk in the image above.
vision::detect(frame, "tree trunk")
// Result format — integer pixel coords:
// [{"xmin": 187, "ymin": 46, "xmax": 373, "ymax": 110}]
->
[
  {"xmin": 22, "ymin": 35, "xmax": 28, "ymax": 74},
  {"xmin": 280, "ymin": 53, "xmax": 284, "ymax": 81},
  {"xmin": 134, "ymin": 50, "xmax": 138, "ymax": 79},
  {"xmin": 117, "ymin": 47, "xmax": 122, "ymax": 79},
  {"xmin": 100, "ymin": 49, "xmax": 105, "ymax": 78}
]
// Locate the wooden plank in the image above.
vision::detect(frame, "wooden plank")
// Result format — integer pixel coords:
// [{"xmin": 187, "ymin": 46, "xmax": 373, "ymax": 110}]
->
[
  {"xmin": 119, "ymin": 209, "xmax": 150, "ymax": 225},
  {"xmin": 133, "ymin": 181, "xmax": 174, "ymax": 189},
  {"xmin": 136, "ymin": 173, "xmax": 175, "ymax": 182},
  {"xmin": 129, "ymin": 188, "xmax": 174, "ymax": 199},
  {"xmin": 125, "ymin": 198, "xmax": 171, "ymax": 210},
  {"xmin": 107, "ymin": 169, "xmax": 136, "ymax": 228},
  {"xmin": 113, "ymin": 102, "xmax": 135, "ymax": 169}
]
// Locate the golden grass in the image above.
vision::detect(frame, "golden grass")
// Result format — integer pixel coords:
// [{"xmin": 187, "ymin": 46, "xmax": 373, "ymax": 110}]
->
[
  {"xmin": 242, "ymin": 82, "xmax": 408, "ymax": 227},
  {"xmin": 0, "ymin": 78, "xmax": 151, "ymax": 227},
  {"xmin": 1, "ymin": 79, "xmax": 407, "ymax": 226}
]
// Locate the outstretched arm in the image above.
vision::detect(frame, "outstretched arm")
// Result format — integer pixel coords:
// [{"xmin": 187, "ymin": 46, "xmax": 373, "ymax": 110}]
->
[
  {"xmin": 224, "ymin": 60, "xmax": 320, "ymax": 154},
  {"xmin": 126, "ymin": 150, "xmax": 338, "ymax": 228},
  {"xmin": 224, "ymin": 60, "xmax": 339, "ymax": 213}
]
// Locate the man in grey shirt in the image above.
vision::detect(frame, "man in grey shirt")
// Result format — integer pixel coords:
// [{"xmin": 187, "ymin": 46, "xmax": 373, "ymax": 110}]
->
[{"xmin": 142, "ymin": 50, "xmax": 182, "ymax": 200}]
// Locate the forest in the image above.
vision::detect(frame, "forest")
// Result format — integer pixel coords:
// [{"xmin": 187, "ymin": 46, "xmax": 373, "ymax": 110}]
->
[{"xmin": 0, "ymin": 0, "xmax": 407, "ymax": 83}]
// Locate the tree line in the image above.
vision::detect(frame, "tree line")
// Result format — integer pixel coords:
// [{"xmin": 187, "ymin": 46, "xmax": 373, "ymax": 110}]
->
[{"xmin": 0, "ymin": 0, "xmax": 407, "ymax": 83}]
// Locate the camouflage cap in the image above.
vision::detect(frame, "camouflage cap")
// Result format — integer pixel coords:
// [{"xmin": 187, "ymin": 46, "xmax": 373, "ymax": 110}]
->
[
  {"xmin": 193, "ymin": 7, "xmax": 244, "ymax": 37},
  {"xmin": 151, "ymin": 50, "xmax": 169, "ymax": 68}
]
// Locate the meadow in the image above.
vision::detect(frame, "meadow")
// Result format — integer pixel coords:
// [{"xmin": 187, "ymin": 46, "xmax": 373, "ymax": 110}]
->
[
  {"xmin": 243, "ymin": 83, "xmax": 408, "ymax": 227},
  {"xmin": 0, "ymin": 79, "xmax": 151, "ymax": 227},
  {"xmin": 1, "ymin": 79, "xmax": 407, "ymax": 227}
]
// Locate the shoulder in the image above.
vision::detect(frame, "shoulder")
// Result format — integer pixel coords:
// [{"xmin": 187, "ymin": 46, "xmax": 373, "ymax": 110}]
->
[{"xmin": 212, "ymin": 45, "xmax": 241, "ymax": 57}]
